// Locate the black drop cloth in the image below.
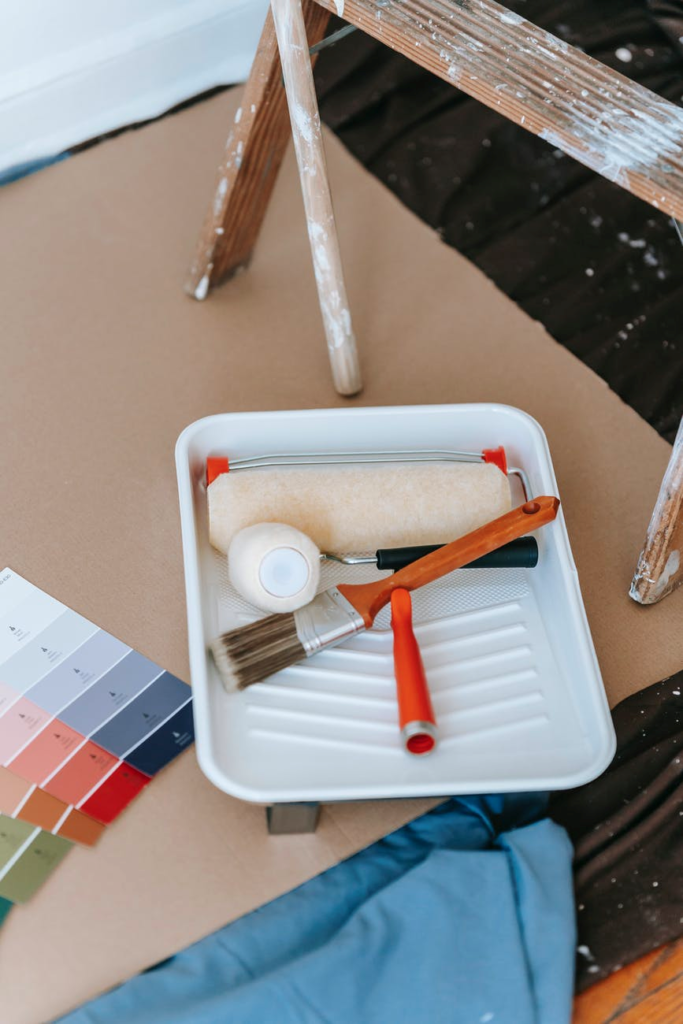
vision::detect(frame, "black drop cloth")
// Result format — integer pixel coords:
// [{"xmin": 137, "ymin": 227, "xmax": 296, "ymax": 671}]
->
[
  {"xmin": 551, "ymin": 675, "xmax": 683, "ymax": 991},
  {"xmin": 315, "ymin": 0, "xmax": 683, "ymax": 442}
]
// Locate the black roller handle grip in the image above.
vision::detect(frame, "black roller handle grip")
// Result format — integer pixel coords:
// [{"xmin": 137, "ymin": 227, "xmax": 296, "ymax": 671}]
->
[{"xmin": 375, "ymin": 536, "xmax": 539, "ymax": 573}]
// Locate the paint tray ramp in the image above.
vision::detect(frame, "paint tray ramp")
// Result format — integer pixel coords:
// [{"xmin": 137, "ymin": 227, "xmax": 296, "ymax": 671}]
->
[{"xmin": 176, "ymin": 404, "xmax": 616, "ymax": 803}]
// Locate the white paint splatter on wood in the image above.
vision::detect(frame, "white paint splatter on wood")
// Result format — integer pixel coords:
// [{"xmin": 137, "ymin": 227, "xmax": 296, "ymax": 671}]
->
[
  {"xmin": 213, "ymin": 177, "xmax": 228, "ymax": 217},
  {"xmin": 539, "ymin": 84, "xmax": 683, "ymax": 187},
  {"xmin": 194, "ymin": 273, "xmax": 210, "ymax": 300},
  {"xmin": 500, "ymin": 11, "xmax": 524, "ymax": 26},
  {"xmin": 290, "ymin": 102, "xmax": 314, "ymax": 144},
  {"xmin": 651, "ymin": 550, "xmax": 681, "ymax": 598}
]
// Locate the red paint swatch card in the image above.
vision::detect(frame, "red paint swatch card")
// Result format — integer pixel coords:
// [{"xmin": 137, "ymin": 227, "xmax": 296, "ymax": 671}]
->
[
  {"xmin": 9, "ymin": 722, "xmax": 84, "ymax": 785},
  {"xmin": 43, "ymin": 742, "xmax": 117, "ymax": 806},
  {"xmin": 81, "ymin": 764, "xmax": 151, "ymax": 825}
]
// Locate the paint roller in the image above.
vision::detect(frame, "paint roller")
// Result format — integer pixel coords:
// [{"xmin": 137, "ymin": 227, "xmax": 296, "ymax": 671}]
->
[{"xmin": 207, "ymin": 446, "xmax": 526, "ymax": 555}]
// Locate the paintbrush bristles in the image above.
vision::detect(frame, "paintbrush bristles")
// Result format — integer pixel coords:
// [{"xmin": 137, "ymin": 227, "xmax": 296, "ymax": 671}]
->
[{"xmin": 211, "ymin": 613, "xmax": 305, "ymax": 692}]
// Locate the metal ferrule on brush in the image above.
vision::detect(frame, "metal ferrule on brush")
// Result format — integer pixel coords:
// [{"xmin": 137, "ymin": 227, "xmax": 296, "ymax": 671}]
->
[
  {"xmin": 211, "ymin": 587, "xmax": 367, "ymax": 692},
  {"xmin": 294, "ymin": 588, "xmax": 366, "ymax": 655}
]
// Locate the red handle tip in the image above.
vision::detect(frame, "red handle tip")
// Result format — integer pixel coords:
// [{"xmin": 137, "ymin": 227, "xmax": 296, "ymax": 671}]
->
[
  {"xmin": 391, "ymin": 589, "xmax": 438, "ymax": 756},
  {"xmin": 406, "ymin": 732, "xmax": 436, "ymax": 756}
]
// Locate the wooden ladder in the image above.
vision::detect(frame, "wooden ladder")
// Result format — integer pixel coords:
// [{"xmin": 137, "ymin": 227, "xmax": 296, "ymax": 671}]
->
[{"xmin": 186, "ymin": 0, "xmax": 683, "ymax": 601}]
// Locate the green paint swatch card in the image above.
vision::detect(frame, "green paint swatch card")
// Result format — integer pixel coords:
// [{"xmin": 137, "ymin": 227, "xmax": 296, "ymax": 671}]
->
[
  {"xmin": 0, "ymin": 815, "xmax": 36, "ymax": 871},
  {"xmin": 0, "ymin": 831, "xmax": 72, "ymax": 903}
]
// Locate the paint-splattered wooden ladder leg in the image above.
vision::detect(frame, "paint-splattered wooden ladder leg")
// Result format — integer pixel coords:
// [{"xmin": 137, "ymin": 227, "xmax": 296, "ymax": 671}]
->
[
  {"xmin": 631, "ymin": 417, "xmax": 683, "ymax": 604},
  {"xmin": 185, "ymin": 2, "xmax": 330, "ymax": 299},
  {"xmin": 271, "ymin": 0, "xmax": 362, "ymax": 395},
  {"xmin": 312, "ymin": 0, "xmax": 683, "ymax": 222}
]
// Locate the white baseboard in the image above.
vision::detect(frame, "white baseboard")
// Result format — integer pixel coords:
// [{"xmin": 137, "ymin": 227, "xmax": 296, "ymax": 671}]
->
[{"xmin": 0, "ymin": 0, "xmax": 269, "ymax": 174}]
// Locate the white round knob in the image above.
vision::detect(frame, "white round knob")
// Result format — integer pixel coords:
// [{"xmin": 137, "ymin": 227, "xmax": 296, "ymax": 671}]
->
[
  {"xmin": 228, "ymin": 523, "xmax": 321, "ymax": 613},
  {"xmin": 258, "ymin": 547, "xmax": 310, "ymax": 598}
]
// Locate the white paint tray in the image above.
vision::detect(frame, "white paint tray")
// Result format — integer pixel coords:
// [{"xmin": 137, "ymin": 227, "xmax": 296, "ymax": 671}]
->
[{"xmin": 176, "ymin": 404, "xmax": 615, "ymax": 803}]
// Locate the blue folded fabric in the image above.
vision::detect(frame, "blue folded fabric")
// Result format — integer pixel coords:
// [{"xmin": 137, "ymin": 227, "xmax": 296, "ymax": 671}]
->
[
  {"xmin": 59, "ymin": 795, "xmax": 575, "ymax": 1024},
  {"xmin": 0, "ymin": 153, "xmax": 68, "ymax": 186}
]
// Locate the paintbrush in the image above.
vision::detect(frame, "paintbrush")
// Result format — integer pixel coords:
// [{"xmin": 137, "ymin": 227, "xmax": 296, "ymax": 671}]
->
[{"xmin": 211, "ymin": 497, "xmax": 559, "ymax": 691}]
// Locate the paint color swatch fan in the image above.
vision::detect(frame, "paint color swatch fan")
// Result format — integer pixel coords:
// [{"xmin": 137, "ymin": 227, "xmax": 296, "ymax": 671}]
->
[{"xmin": 0, "ymin": 569, "xmax": 194, "ymax": 920}]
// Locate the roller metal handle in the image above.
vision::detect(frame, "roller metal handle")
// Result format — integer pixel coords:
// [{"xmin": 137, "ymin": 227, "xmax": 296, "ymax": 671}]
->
[
  {"xmin": 376, "ymin": 536, "xmax": 539, "ymax": 572},
  {"xmin": 339, "ymin": 497, "xmax": 559, "ymax": 626}
]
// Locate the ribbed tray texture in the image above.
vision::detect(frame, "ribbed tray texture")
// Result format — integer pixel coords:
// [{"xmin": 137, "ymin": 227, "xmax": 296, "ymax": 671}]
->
[{"xmin": 212, "ymin": 551, "xmax": 563, "ymax": 754}]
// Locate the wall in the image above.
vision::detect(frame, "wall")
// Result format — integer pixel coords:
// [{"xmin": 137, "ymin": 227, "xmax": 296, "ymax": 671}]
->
[{"xmin": 0, "ymin": 0, "xmax": 268, "ymax": 173}]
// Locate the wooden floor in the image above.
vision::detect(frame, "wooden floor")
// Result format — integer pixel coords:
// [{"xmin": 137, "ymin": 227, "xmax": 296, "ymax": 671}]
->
[{"xmin": 574, "ymin": 938, "xmax": 683, "ymax": 1023}]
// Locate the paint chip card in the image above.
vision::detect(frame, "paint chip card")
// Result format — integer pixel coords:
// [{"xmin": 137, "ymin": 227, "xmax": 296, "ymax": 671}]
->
[
  {"xmin": 0, "ymin": 569, "xmax": 195, "ymax": 901},
  {"xmin": 0, "ymin": 830, "xmax": 72, "ymax": 903}
]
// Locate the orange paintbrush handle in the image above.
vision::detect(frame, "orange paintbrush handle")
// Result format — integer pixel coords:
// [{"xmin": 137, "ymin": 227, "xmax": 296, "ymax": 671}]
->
[
  {"xmin": 391, "ymin": 589, "xmax": 437, "ymax": 756},
  {"xmin": 340, "ymin": 496, "xmax": 560, "ymax": 626}
]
